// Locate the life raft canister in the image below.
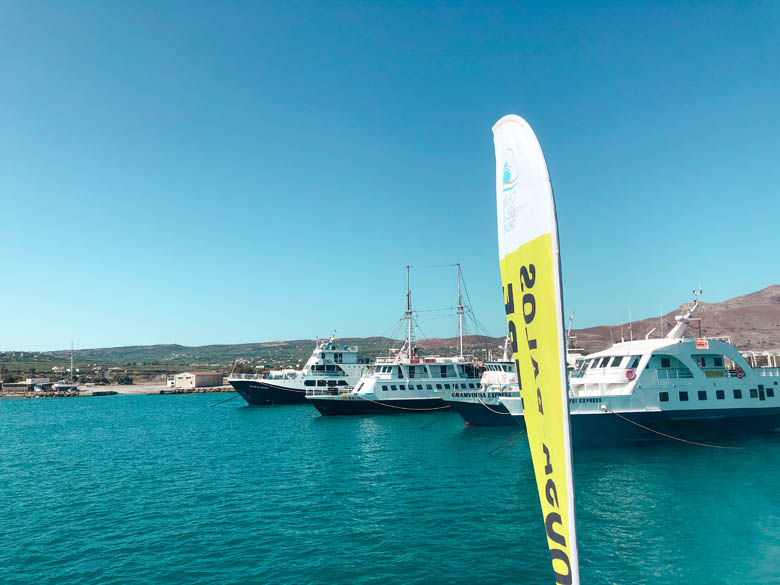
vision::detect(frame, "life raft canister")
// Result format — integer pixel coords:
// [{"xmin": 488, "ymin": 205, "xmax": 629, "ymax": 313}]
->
[{"xmin": 625, "ymin": 369, "xmax": 636, "ymax": 381}]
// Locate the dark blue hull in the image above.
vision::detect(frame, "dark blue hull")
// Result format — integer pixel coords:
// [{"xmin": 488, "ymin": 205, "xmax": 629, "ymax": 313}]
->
[
  {"xmin": 509, "ymin": 407, "xmax": 780, "ymax": 446},
  {"xmin": 310, "ymin": 396, "xmax": 451, "ymax": 416},
  {"xmin": 229, "ymin": 380, "xmax": 309, "ymax": 405},
  {"xmin": 447, "ymin": 399, "xmax": 520, "ymax": 427}
]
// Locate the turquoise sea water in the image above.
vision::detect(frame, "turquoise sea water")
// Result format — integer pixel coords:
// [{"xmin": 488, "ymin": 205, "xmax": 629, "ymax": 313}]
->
[{"xmin": 1, "ymin": 394, "xmax": 779, "ymax": 585}]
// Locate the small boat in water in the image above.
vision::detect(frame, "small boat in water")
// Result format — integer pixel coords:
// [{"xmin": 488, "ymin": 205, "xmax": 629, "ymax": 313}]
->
[
  {"xmin": 228, "ymin": 333, "xmax": 370, "ymax": 405},
  {"xmin": 501, "ymin": 293, "xmax": 780, "ymax": 446}
]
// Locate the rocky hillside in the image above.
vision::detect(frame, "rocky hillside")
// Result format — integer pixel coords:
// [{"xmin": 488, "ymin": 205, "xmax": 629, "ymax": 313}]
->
[{"xmin": 573, "ymin": 285, "xmax": 780, "ymax": 353}]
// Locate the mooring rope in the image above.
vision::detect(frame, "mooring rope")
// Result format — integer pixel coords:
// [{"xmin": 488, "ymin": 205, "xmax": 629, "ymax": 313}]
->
[
  {"xmin": 477, "ymin": 397, "xmax": 513, "ymax": 415},
  {"xmin": 488, "ymin": 429, "xmax": 527, "ymax": 455},
  {"xmin": 609, "ymin": 410, "xmax": 743, "ymax": 450},
  {"xmin": 353, "ymin": 394, "xmax": 452, "ymax": 412},
  {"xmin": 419, "ymin": 411, "xmax": 452, "ymax": 430},
  {"xmin": 209, "ymin": 394, "xmax": 241, "ymax": 407}
]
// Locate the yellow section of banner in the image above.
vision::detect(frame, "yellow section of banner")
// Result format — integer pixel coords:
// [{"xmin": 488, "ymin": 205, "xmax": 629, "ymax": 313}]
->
[{"xmin": 500, "ymin": 233, "xmax": 575, "ymax": 585}]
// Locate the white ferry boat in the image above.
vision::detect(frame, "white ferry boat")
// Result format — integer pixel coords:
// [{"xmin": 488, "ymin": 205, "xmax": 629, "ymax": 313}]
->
[
  {"xmin": 307, "ymin": 265, "xmax": 483, "ymax": 415},
  {"xmin": 501, "ymin": 294, "xmax": 780, "ymax": 445},
  {"xmin": 442, "ymin": 337, "xmax": 520, "ymax": 426},
  {"xmin": 228, "ymin": 333, "xmax": 370, "ymax": 405}
]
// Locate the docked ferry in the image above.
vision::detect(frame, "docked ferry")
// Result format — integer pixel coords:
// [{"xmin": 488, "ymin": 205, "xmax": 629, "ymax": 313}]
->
[
  {"xmin": 307, "ymin": 265, "xmax": 483, "ymax": 415},
  {"xmin": 228, "ymin": 334, "xmax": 370, "ymax": 405},
  {"xmin": 501, "ymin": 296, "xmax": 780, "ymax": 445},
  {"xmin": 442, "ymin": 337, "xmax": 520, "ymax": 426}
]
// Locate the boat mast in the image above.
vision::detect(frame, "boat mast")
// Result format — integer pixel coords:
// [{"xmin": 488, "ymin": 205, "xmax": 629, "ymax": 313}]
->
[
  {"xmin": 406, "ymin": 265, "xmax": 413, "ymax": 360},
  {"xmin": 457, "ymin": 263, "xmax": 464, "ymax": 359},
  {"xmin": 666, "ymin": 287, "xmax": 702, "ymax": 339}
]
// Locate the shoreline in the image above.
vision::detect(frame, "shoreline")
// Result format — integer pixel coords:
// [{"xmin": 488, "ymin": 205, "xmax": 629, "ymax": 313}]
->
[{"xmin": 0, "ymin": 384, "xmax": 235, "ymax": 399}]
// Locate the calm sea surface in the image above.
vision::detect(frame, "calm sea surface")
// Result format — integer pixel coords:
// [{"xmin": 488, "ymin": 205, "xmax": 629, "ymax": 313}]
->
[{"xmin": 1, "ymin": 393, "xmax": 779, "ymax": 585}]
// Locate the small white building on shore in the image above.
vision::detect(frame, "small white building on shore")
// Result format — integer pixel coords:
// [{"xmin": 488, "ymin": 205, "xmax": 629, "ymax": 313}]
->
[
  {"xmin": 25, "ymin": 377, "xmax": 51, "ymax": 385},
  {"xmin": 174, "ymin": 372, "xmax": 223, "ymax": 389}
]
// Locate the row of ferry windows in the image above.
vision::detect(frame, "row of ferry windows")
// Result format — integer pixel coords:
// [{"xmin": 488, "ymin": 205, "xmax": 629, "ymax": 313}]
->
[
  {"xmin": 303, "ymin": 380, "xmax": 349, "ymax": 387},
  {"xmin": 381, "ymin": 382, "xmax": 477, "ymax": 391},
  {"xmin": 485, "ymin": 364, "xmax": 513, "ymax": 372},
  {"xmin": 586, "ymin": 355, "xmax": 726, "ymax": 370},
  {"xmin": 374, "ymin": 365, "xmax": 460, "ymax": 378},
  {"xmin": 310, "ymin": 364, "xmax": 345, "ymax": 373},
  {"xmin": 587, "ymin": 356, "xmax": 641, "ymax": 369},
  {"xmin": 659, "ymin": 386, "xmax": 775, "ymax": 402}
]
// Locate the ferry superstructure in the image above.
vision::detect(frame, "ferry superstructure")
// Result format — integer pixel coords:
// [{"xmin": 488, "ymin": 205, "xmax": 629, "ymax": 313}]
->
[
  {"xmin": 501, "ymin": 295, "xmax": 780, "ymax": 445},
  {"xmin": 307, "ymin": 265, "xmax": 483, "ymax": 415},
  {"xmin": 228, "ymin": 334, "xmax": 370, "ymax": 405},
  {"xmin": 442, "ymin": 337, "xmax": 520, "ymax": 426}
]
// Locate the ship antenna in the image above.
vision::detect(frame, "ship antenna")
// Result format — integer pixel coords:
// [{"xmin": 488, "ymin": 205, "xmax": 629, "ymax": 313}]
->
[
  {"xmin": 406, "ymin": 265, "xmax": 413, "ymax": 360},
  {"xmin": 457, "ymin": 263, "xmax": 464, "ymax": 359}
]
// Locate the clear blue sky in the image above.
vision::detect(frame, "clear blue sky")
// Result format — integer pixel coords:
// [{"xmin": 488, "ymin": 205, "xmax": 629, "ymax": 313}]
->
[{"xmin": 2, "ymin": 1, "xmax": 778, "ymax": 351}]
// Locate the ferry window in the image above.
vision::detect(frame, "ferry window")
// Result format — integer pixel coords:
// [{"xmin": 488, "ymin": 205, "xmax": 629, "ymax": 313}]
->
[
  {"xmin": 698, "ymin": 391, "xmax": 707, "ymax": 400},
  {"xmin": 768, "ymin": 388, "xmax": 775, "ymax": 398},
  {"xmin": 397, "ymin": 367, "xmax": 404, "ymax": 378},
  {"xmin": 417, "ymin": 384, "xmax": 423, "ymax": 390},
  {"xmin": 598, "ymin": 357, "xmax": 609, "ymax": 368},
  {"xmin": 679, "ymin": 391, "xmax": 689, "ymax": 401},
  {"xmin": 659, "ymin": 391, "xmax": 669, "ymax": 402},
  {"xmin": 338, "ymin": 380, "xmax": 348, "ymax": 386},
  {"xmin": 759, "ymin": 388, "xmax": 765, "ymax": 400},
  {"xmin": 716, "ymin": 390, "xmax": 725, "ymax": 400},
  {"xmin": 427, "ymin": 384, "xmax": 433, "ymax": 390},
  {"xmin": 750, "ymin": 388, "xmax": 758, "ymax": 398},
  {"xmin": 444, "ymin": 384, "xmax": 451, "ymax": 390},
  {"xmin": 714, "ymin": 357, "xmax": 723, "ymax": 367},
  {"xmin": 399, "ymin": 384, "xmax": 406, "ymax": 391},
  {"xmin": 629, "ymin": 356, "xmax": 641, "ymax": 369},
  {"xmin": 461, "ymin": 384, "xmax": 467, "ymax": 389},
  {"xmin": 375, "ymin": 366, "xmax": 382, "ymax": 373},
  {"xmin": 610, "ymin": 356, "xmax": 623, "ymax": 367},
  {"xmin": 440, "ymin": 366, "xmax": 447, "ymax": 378},
  {"xmin": 469, "ymin": 383, "xmax": 475, "ymax": 389},
  {"xmin": 408, "ymin": 366, "xmax": 415, "ymax": 378},
  {"xmin": 304, "ymin": 380, "xmax": 315, "ymax": 386},
  {"xmin": 589, "ymin": 360, "xmax": 598, "ymax": 369},
  {"xmin": 661, "ymin": 358, "xmax": 671, "ymax": 368},
  {"xmin": 391, "ymin": 385, "xmax": 397, "ymax": 391},
  {"xmin": 696, "ymin": 358, "xmax": 705, "ymax": 368},
  {"xmin": 436, "ymin": 384, "xmax": 442, "ymax": 390},
  {"xmin": 733, "ymin": 389, "xmax": 742, "ymax": 399},
  {"xmin": 317, "ymin": 380, "xmax": 326, "ymax": 386}
]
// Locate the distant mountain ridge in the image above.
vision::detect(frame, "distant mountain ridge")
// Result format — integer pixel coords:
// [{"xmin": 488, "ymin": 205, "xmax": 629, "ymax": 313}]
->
[{"xmin": 26, "ymin": 285, "xmax": 780, "ymax": 365}]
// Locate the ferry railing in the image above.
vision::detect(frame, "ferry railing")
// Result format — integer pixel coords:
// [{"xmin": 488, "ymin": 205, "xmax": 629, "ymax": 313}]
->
[
  {"xmin": 655, "ymin": 369, "xmax": 694, "ymax": 384},
  {"xmin": 228, "ymin": 373, "xmax": 299, "ymax": 381},
  {"xmin": 305, "ymin": 386, "xmax": 353, "ymax": 397},
  {"xmin": 228, "ymin": 373, "xmax": 264, "ymax": 380},
  {"xmin": 756, "ymin": 367, "xmax": 780, "ymax": 377}
]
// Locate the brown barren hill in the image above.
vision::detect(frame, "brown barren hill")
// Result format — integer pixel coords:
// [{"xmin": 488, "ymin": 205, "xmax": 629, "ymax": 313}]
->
[{"xmin": 572, "ymin": 285, "xmax": 780, "ymax": 353}]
